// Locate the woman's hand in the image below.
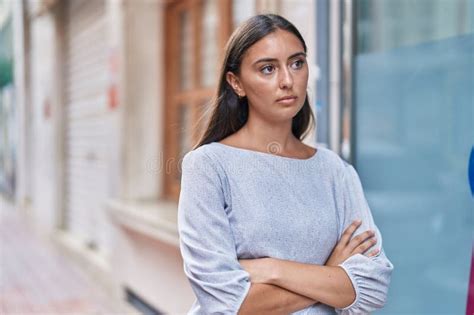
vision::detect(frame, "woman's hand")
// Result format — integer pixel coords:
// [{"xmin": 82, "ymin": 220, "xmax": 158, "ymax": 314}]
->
[
  {"xmin": 239, "ymin": 257, "xmax": 276, "ymax": 284},
  {"xmin": 325, "ymin": 220, "xmax": 379, "ymax": 267}
]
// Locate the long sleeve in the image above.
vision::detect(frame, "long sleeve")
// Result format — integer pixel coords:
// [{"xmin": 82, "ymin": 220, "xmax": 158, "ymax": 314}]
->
[
  {"xmin": 178, "ymin": 149, "xmax": 251, "ymax": 314},
  {"xmin": 335, "ymin": 164, "xmax": 394, "ymax": 314}
]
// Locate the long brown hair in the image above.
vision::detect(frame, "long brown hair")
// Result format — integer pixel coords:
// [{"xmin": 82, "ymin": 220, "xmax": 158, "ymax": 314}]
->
[{"xmin": 194, "ymin": 14, "xmax": 315, "ymax": 149}]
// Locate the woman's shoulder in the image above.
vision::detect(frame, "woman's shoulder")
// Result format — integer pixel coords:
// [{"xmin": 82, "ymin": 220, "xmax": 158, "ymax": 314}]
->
[
  {"xmin": 181, "ymin": 143, "xmax": 229, "ymax": 177},
  {"xmin": 312, "ymin": 146, "xmax": 358, "ymax": 187},
  {"xmin": 314, "ymin": 146, "xmax": 349, "ymax": 168},
  {"xmin": 181, "ymin": 144, "xmax": 233, "ymax": 197},
  {"xmin": 182, "ymin": 143, "xmax": 217, "ymax": 167},
  {"xmin": 185, "ymin": 141, "xmax": 246, "ymax": 163}
]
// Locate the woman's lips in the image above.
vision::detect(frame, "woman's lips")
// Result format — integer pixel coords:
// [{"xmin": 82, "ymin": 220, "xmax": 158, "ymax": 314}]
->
[{"xmin": 276, "ymin": 96, "xmax": 297, "ymax": 105}]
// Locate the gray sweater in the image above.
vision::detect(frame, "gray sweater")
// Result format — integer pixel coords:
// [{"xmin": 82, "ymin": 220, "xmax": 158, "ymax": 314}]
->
[{"xmin": 178, "ymin": 142, "xmax": 394, "ymax": 314}]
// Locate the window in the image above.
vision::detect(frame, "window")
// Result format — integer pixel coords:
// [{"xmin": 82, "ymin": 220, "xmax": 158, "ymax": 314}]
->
[
  {"xmin": 163, "ymin": 0, "xmax": 232, "ymax": 200},
  {"xmin": 352, "ymin": 0, "xmax": 473, "ymax": 312}
]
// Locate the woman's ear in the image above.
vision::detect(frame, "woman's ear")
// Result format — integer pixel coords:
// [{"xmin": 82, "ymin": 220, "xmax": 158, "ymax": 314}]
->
[{"xmin": 226, "ymin": 71, "xmax": 245, "ymax": 97}]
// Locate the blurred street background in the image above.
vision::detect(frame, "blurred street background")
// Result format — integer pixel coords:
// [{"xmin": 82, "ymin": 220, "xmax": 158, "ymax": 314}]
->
[
  {"xmin": 0, "ymin": 0, "xmax": 473, "ymax": 314},
  {"xmin": 0, "ymin": 197, "xmax": 136, "ymax": 314}
]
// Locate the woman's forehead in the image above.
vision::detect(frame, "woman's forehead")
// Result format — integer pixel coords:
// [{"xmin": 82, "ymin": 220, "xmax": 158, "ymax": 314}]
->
[{"xmin": 243, "ymin": 29, "xmax": 305, "ymax": 63}]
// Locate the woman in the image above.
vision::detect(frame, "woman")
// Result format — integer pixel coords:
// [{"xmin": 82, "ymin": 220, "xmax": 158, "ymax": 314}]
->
[{"xmin": 178, "ymin": 14, "xmax": 393, "ymax": 314}]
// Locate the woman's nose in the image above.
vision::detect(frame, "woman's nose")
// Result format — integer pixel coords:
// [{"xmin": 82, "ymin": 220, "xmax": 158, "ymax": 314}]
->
[{"xmin": 279, "ymin": 67, "xmax": 294, "ymax": 89}]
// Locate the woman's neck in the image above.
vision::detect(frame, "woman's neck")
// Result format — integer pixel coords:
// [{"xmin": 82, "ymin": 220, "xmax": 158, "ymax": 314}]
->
[
  {"xmin": 244, "ymin": 124, "xmax": 292, "ymax": 147},
  {"xmin": 237, "ymin": 116, "xmax": 302, "ymax": 155}
]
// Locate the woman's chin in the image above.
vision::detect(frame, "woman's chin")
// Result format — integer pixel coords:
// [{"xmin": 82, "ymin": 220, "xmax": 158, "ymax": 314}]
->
[{"xmin": 269, "ymin": 110, "xmax": 302, "ymax": 123}]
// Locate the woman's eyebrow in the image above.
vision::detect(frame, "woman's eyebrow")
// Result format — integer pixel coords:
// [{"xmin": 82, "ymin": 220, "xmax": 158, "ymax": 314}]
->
[
  {"xmin": 253, "ymin": 52, "xmax": 307, "ymax": 65},
  {"xmin": 288, "ymin": 52, "xmax": 307, "ymax": 59}
]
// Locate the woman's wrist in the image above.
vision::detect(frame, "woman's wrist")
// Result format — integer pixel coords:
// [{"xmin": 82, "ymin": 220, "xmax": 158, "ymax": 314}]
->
[{"xmin": 265, "ymin": 257, "xmax": 281, "ymax": 285}]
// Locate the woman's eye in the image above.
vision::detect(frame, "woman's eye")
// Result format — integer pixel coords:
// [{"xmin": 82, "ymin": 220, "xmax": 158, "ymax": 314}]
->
[
  {"xmin": 291, "ymin": 59, "xmax": 305, "ymax": 70},
  {"xmin": 260, "ymin": 65, "xmax": 275, "ymax": 74}
]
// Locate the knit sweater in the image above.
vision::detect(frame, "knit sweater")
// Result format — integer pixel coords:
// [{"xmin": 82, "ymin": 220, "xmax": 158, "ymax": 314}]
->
[{"xmin": 178, "ymin": 142, "xmax": 394, "ymax": 314}]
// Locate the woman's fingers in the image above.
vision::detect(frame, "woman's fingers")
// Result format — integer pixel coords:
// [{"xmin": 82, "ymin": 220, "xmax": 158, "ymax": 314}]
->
[
  {"xmin": 338, "ymin": 220, "xmax": 379, "ymax": 258},
  {"xmin": 340, "ymin": 220, "xmax": 362, "ymax": 246},
  {"xmin": 326, "ymin": 220, "xmax": 379, "ymax": 266},
  {"xmin": 348, "ymin": 229, "xmax": 376, "ymax": 253},
  {"xmin": 365, "ymin": 248, "xmax": 380, "ymax": 257},
  {"xmin": 353, "ymin": 234, "xmax": 377, "ymax": 255}
]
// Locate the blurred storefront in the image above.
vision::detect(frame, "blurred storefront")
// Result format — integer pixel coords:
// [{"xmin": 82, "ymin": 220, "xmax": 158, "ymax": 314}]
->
[
  {"xmin": 316, "ymin": 0, "xmax": 473, "ymax": 311},
  {"xmin": 6, "ymin": 0, "xmax": 473, "ymax": 313},
  {"xmin": 336, "ymin": 0, "xmax": 473, "ymax": 312},
  {"xmin": 61, "ymin": 0, "xmax": 115, "ymax": 267}
]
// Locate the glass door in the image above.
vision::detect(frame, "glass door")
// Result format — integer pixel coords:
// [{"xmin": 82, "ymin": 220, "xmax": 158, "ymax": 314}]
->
[{"xmin": 353, "ymin": 0, "xmax": 474, "ymax": 312}]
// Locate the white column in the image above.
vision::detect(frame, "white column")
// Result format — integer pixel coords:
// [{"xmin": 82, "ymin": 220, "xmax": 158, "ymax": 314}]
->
[
  {"xmin": 119, "ymin": 0, "xmax": 162, "ymax": 200},
  {"xmin": 329, "ymin": 0, "xmax": 342, "ymax": 154}
]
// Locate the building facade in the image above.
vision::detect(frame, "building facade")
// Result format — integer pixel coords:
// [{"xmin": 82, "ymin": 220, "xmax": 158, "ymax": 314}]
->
[
  {"xmin": 4, "ymin": 0, "xmax": 473, "ymax": 313},
  {"xmin": 9, "ymin": 0, "xmax": 318, "ymax": 313}
]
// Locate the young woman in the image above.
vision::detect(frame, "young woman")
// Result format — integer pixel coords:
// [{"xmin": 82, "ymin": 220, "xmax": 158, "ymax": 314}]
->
[{"xmin": 178, "ymin": 14, "xmax": 393, "ymax": 314}]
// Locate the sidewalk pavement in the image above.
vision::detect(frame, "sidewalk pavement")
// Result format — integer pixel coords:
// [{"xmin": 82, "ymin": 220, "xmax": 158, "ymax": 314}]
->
[{"xmin": 0, "ymin": 198, "xmax": 137, "ymax": 315}]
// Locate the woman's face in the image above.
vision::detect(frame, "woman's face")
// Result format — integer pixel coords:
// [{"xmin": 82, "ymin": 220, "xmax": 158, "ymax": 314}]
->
[{"xmin": 227, "ymin": 29, "xmax": 309, "ymax": 123}]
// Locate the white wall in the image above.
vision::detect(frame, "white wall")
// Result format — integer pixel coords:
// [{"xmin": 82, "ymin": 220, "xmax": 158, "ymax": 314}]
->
[
  {"xmin": 114, "ymin": 226, "xmax": 194, "ymax": 313},
  {"xmin": 109, "ymin": 0, "xmax": 196, "ymax": 312},
  {"xmin": 121, "ymin": 0, "xmax": 162, "ymax": 201}
]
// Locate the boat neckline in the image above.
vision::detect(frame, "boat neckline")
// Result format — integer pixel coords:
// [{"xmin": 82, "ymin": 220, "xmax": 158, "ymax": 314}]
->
[{"xmin": 210, "ymin": 142, "xmax": 320, "ymax": 161}]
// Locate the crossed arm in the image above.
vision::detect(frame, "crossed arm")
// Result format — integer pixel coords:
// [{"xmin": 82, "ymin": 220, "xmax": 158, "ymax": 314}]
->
[
  {"xmin": 237, "ymin": 260, "xmax": 354, "ymax": 314},
  {"xmin": 238, "ymin": 282, "xmax": 317, "ymax": 315},
  {"xmin": 238, "ymin": 220, "xmax": 379, "ymax": 314}
]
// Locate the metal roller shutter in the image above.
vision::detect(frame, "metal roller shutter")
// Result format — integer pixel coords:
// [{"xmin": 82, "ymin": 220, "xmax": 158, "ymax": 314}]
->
[{"xmin": 64, "ymin": 0, "xmax": 112, "ymax": 255}]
